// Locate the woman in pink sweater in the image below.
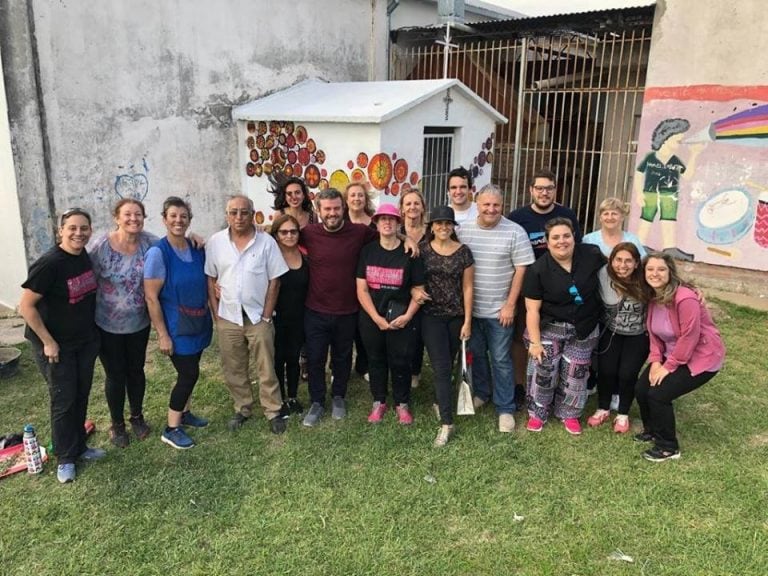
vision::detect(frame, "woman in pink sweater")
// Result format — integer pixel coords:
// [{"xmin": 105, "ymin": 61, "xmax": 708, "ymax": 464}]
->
[{"xmin": 636, "ymin": 252, "xmax": 725, "ymax": 462}]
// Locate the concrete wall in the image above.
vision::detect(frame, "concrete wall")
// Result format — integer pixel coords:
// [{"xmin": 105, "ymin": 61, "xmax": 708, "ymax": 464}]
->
[
  {"xmin": 628, "ymin": 0, "xmax": 768, "ymax": 271},
  {"xmin": 0, "ymin": 46, "xmax": 27, "ymax": 310},
  {"xmin": 0, "ymin": 0, "xmax": 388, "ymax": 265}
]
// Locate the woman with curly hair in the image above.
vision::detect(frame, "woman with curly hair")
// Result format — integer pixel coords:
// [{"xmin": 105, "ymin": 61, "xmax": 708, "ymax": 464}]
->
[{"xmin": 270, "ymin": 174, "xmax": 316, "ymax": 229}]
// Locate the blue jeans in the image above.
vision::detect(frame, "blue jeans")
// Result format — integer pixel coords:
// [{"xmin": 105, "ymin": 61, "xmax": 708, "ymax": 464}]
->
[{"xmin": 469, "ymin": 317, "xmax": 515, "ymax": 414}]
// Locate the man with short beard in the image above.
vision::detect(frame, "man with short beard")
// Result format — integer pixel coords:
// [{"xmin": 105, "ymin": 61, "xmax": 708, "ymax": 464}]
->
[{"xmin": 300, "ymin": 188, "xmax": 378, "ymax": 427}]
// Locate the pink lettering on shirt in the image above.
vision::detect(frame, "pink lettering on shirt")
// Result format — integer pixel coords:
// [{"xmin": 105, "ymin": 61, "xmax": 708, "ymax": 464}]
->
[
  {"xmin": 67, "ymin": 270, "xmax": 97, "ymax": 304},
  {"xmin": 366, "ymin": 266, "xmax": 404, "ymax": 290}
]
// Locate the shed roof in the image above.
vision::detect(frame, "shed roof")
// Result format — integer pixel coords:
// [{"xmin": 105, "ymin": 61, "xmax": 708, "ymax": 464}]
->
[{"xmin": 231, "ymin": 78, "xmax": 507, "ymax": 124}]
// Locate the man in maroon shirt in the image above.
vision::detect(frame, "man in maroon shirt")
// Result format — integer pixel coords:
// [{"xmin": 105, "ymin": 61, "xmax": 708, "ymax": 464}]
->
[{"xmin": 301, "ymin": 188, "xmax": 377, "ymax": 426}]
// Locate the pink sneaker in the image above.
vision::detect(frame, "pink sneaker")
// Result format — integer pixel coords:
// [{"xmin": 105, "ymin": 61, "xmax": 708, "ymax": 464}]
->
[
  {"xmin": 563, "ymin": 418, "xmax": 582, "ymax": 435},
  {"xmin": 587, "ymin": 409, "xmax": 611, "ymax": 428},
  {"xmin": 396, "ymin": 404, "xmax": 413, "ymax": 425},
  {"xmin": 613, "ymin": 415, "xmax": 630, "ymax": 434},
  {"xmin": 526, "ymin": 416, "xmax": 544, "ymax": 432},
  {"xmin": 367, "ymin": 402, "xmax": 388, "ymax": 423}
]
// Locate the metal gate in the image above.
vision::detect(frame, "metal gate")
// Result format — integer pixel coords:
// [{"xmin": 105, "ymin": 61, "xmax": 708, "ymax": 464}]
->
[{"xmin": 390, "ymin": 28, "xmax": 651, "ymax": 230}]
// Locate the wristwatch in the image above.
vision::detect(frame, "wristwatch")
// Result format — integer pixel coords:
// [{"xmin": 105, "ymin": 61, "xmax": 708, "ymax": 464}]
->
[{"xmin": 261, "ymin": 316, "xmax": 273, "ymax": 324}]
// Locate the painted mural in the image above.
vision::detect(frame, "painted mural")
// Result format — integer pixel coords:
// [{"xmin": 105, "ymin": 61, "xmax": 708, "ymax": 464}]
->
[
  {"xmin": 629, "ymin": 86, "xmax": 768, "ymax": 271},
  {"xmin": 243, "ymin": 120, "xmax": 422, "ymax": 223}
]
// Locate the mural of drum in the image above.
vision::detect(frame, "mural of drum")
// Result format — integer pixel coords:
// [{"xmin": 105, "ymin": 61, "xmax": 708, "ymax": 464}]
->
[{"xmin": 696, "ymin": 188, "xmax": 755, "ymax": 245}]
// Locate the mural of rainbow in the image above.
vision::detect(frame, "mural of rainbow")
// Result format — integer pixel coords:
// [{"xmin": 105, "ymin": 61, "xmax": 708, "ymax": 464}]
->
[{"xmin": 707, "ymin": 104, "xmax": 768, "ymax": 146}]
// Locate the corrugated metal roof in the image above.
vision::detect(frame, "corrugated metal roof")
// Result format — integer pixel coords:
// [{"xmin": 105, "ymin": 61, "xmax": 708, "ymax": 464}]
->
[
  {"xmin": 394, "ymin": 3, "xmax": 655, "ymax": 42},
  {"xmin": 232, "ymin": 78, "xmax": 507, "ymax": 124}
]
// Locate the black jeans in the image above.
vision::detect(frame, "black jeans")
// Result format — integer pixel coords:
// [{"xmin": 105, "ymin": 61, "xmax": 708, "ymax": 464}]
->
[
  {"xmin": 275, "ymin": 314, "xmax": 304, "ymax": 399},
  {"xmin": 422, "ymin": 314, "xmax": 463, "ymax": 425},
  {"xmin": 636, "ymin": 364, "xmax": 717, "ymax": 452},
  {"xmin": 99, "ymin": 325, "xmax": 151, "ymax": 423},
  {"xmin": 304, "ymin": 309, "xmax": 357, "ymax": 405},
  {"xmin": 169, "ymin": 352, "xmax": 203, "ymax": 412},
  {"xmin": 32, "ymin": 336, "xmax": 100, "ymax": 464},
  {"xmin": 353, "ymin": 320, "xmax": 369, "ymax": 376},
  {"xmin": 596, "ymin": 330, "xmax": 649, "ymax": 414},
  {"xmin": 409, "ymin": 310, "xmax": 424, "ymax": 377},
  {"xmin": 358, "ymin": 312, "xmax": 414, "ymax": 405}
]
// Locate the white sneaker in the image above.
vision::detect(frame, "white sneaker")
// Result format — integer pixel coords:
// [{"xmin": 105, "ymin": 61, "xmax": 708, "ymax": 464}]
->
[
  {"xmin": 472, "ymin": 396, "xmax": 487, "ymax": 410},
  {"xmin": 498, "ymin": 413, "xmax": 516, "ymax": 433}
]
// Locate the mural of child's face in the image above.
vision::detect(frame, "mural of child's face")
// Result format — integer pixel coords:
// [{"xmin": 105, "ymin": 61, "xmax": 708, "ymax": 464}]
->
[{"xmin": 664, "ymin": 132, "xmax": 685, "ymax": 151}]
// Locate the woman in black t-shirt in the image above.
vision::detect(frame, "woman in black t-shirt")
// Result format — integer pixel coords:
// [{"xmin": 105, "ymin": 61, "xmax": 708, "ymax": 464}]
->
[
  {"xmin": 356, "ymin": 204, "xmax": 424, "ymax": 426},
  {"xmin": 19, "ymin": 208, "xmax": 104, "ymax": 484},
  {"xmin": 523, "ymin": 217, "xmax": 605, "ymax": 436},
  {"xmin": 416, "ymin": 206, "xmax": 474, "ymax": 447}
]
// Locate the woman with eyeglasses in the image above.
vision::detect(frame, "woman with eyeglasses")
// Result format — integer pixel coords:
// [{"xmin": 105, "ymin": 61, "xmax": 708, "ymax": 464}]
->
[
  {"xmin": 635, "ymin": 252, "xmax": 724, "ymax": 462},
  {"xmin": 586, "ymin": 242, "xmax": 651, "ymax": 434},
  {"xmin": 523, "ymin": 217, "xmax": 605, "ymax": 435},
  {"xmin": 270, "ymin": 175, "xmax": 316, "ymax": 229},
  {"xmin": 144, "ymin": 197, "xmax": 212, "ymax": 450},
  {"xmin": 19, "ymin": 208, "xmax": 104, "ymax": 483},
  {"xmin": 271, "ymin": 214, "xmax": 309, "ymax": 415}
]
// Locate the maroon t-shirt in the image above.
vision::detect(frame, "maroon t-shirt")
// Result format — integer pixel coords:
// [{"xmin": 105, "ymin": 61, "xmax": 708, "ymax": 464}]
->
[{"xmin": 301, "ymin": 220, "xmax": 377, "ymax": 315}]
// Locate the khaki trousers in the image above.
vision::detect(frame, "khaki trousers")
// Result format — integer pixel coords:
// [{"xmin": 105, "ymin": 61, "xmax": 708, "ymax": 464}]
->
[{"xmin": 217, "ymin": 317, "xmax": 282, "ymax": 419}]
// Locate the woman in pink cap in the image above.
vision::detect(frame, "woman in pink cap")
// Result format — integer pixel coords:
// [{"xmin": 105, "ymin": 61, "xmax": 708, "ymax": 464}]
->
[{"xmin": 356, "ymin": 203, "xmax": 425, "ymax": 425}]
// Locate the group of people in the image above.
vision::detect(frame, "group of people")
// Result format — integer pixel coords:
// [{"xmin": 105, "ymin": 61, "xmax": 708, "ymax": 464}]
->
[{"xmin": 18, "ymin": 166, "xmax": 725, "ymax": 484}]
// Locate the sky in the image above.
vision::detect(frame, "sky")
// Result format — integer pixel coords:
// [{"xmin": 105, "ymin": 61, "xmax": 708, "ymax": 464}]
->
[{"xmin": 482, "ymin": 0, "xmax": 654, "ymax": 17}]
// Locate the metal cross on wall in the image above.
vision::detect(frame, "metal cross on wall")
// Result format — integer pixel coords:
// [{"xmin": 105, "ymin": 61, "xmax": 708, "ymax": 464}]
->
[{"xmin": 443, "ymin": 89, "xmax": 453, "ymax": 120}]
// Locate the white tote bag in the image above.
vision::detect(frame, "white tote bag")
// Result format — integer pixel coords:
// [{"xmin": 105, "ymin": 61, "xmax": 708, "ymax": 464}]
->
[{"xmin": 456, "ymin": 339, "xmax": 475, "ymax": 416}]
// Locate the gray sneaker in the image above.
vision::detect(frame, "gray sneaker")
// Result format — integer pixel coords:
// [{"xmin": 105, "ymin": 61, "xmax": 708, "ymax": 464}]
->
[
  {"xmin": 331, "ymin": 396, "xmax": 346, "ymax": 420},
  {"xmin": 302, "ymin": 402, "xmax": 324, "ymax": 427}
]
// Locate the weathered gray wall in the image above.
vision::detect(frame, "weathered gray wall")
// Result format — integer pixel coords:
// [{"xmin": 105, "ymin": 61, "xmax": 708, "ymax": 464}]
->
[
  {"xmin": 646, "ymin": 0, "xmax": 768, "ymax": 87},
  {"xmin": 1, "ymin": 0, "xmax": 388, "ymax": 261}
]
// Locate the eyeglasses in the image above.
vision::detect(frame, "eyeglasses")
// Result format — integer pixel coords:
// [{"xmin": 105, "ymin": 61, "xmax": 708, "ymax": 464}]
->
[
  {"xmin": 277, "ymin": 229, "xmax": 299, "ymax": 236},
  {"xmin": 568, "ymin": 283, "xmax": 583, "ymax": 306},
  {"xmin": 533, "ymin": 185, "xmax": 556, "ymax": 192},
  {"xmin": 227, "ymin": 209, "xmax": 253, "ymax": 217}
]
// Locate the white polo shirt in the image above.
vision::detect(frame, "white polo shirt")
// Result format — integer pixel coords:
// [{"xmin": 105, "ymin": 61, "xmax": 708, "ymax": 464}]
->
[{"xmin": 204, "ymin": 228, "xmax": 288, "ymax": 326}]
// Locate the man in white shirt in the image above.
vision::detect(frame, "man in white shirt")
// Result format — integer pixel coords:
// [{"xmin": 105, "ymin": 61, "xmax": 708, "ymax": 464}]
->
[
  {"xmin": 447, "ymin": 167, "xmax": 478, "ymax": 226},
  {"xmin": 457, "ymin": 184, "xmax": 535, "ymax": 433},
  {"xmin": 205, "ymin": 195, "xmax": 288, "ymax": 434}
]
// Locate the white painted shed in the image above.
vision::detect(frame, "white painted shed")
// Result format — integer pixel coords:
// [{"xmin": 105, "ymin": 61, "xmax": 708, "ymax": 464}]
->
[{"xmin": 231, "ymin": 78, "xmax": 507, "ymax": 224}]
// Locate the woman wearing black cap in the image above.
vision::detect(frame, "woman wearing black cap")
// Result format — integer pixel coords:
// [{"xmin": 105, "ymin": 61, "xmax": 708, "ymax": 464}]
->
[{"xmin": 416, "ymin": 206, "xmax": 475, "ymax": 447}]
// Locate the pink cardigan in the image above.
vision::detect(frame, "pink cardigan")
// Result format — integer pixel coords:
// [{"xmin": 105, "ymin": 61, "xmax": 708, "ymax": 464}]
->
[{"xmin": 646, "ymin": 286, "xmax": 725, "ymax": 376}]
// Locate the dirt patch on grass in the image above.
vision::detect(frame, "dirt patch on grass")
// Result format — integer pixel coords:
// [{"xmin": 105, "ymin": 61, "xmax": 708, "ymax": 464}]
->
[{"xmin": 748, "ymin": 432, "xmax": 768, "ymax": 447}]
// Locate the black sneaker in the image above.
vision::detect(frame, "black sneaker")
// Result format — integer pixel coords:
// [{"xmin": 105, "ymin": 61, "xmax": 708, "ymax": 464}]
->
[
  {"xmin": 634, "ymin": 431, "xmax": 657, "ymax": 443},
  {"xmin": 270, "ymin": 417, "xmax": 287, "ymax": 435},
  {"xmin": 286, "ymin": 398, "xmax": 304, "ymax": 414},
  {"xmin": 643, "ymin": 446, "xmax": 681, "ymax": 462},
  {"xmin": 228, "ymin": 412, "xmax": 249, "ymax": 431},
  {"xmin": 279, "ymin": 402, "xmax": 291, "ymax": 419},
  {"xmin": 129, "ymin": 414, "xmax": 151, "ymax": 441},
  {"xmin": 109, "ymin": 422, "xmax": 129, "ymax": 448}
]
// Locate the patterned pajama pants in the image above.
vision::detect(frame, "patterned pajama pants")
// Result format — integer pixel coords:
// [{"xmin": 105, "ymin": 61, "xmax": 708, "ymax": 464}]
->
[{"xmin": 525, "ymin": 322, "xmax": 599, "ymax": 421}]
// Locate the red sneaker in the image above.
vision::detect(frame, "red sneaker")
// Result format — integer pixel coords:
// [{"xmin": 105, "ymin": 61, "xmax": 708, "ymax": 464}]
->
[
  {"xmin": 563, "ymin": 418, "xmax": 582, "ymax": 435},
  {"xmin": 396, "ymin": 404, "xmax": 413, "ymax": 425},
  {"xmin": 526, "ymin": 416, "xmax": 544, "ymax": 432},
  {"xmin": 367, "ymin": 402, "xmax": 388, "ymax": 423}
]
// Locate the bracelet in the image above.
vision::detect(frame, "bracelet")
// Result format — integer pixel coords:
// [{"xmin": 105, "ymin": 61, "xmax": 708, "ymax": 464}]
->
[{"xmin": 529, "ymin": 342, "xmax": 542, "ymax": 347}]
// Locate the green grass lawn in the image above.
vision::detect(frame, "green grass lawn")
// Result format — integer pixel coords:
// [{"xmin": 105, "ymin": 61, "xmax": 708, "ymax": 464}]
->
[{"xmin": 1, "ymin": 299, "xmax": 766, "ymax": 575}]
